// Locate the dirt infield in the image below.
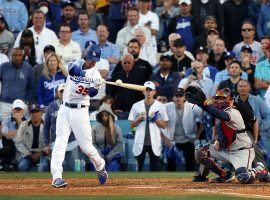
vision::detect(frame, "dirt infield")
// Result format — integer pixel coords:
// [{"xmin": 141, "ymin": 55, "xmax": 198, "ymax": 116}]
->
[{"xmin": 0, "ymin": 178, "xmax": 270, "ymax": 198}]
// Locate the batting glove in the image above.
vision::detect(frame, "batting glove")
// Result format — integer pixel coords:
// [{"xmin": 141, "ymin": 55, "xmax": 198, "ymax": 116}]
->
[{"xmin": 93, "ymin": 77, "xmax": 103, "ymax": 88}]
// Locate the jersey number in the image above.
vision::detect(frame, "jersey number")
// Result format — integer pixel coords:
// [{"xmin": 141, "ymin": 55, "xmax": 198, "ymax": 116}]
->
[{"xmin": 76, "ymin": 85, "xmax": 89, "ymax": 95}]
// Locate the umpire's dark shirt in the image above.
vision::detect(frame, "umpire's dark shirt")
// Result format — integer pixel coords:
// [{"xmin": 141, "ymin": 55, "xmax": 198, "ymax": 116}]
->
[
  {"xmin": 106, "ymin": 69, "xmax": 146, "ymax": 112},
  {"xmin": 112, "ymin": 58, "xmax": 152, "ymax": 80}
]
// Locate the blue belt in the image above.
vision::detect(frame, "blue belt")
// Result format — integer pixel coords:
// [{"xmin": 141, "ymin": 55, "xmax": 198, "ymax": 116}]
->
[{"xmin": 64, "ymin": 103, "xmax": 86, "ymax": 108}]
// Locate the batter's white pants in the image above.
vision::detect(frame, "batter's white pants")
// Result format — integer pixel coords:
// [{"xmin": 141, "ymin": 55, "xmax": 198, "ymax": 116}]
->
[{"xmin": 51, "ymin": 105, "xmax": 105, "ymax": 181}]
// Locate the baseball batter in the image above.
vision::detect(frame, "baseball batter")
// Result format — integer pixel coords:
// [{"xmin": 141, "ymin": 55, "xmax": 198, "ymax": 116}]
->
[
  {"xmin": 185, "ymin": 87, "xmax": 270, "ymax": 183},
  {"xmin": 51, "ymin": 44, "xmax": 108, "ymax": 188}
]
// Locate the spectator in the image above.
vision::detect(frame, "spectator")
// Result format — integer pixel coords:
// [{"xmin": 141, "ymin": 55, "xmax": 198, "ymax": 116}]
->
[
  {"xmin": 112, "ymin": 39, "xmax": 153, "ymax": 80},
  {"xmin": 33, "ymin": 45, "xmax": 56, "ymax": 86},
  {"xmin": 235, "ymin": 79, "xmax": 270, "ymax": 166},
  {"xmin": 208, "ymin": 38, "xmax": 226, "ymax": 71},
  {"xmin": 129, "ymin": 81, "xmax": 168, "ymax": 171},
  {"xmin": 192, "ymin": 15, "xmax": 218, "ymax": 54},
  {"xmin": 155, "ymin": 93, "xmax": 169, "ymax": 104},
  {"xmin": 49, "ymin": 0, "xmax": 62, "ymax": 24},
  {"xmin": 36, "ymin": 0, "xmax": 53, "ymax": 29},
  {"xmin": 116, "ymin": 7, "xmax": 152, "ymax": 55},
  {"xmin": 164, "ymin": 33, "xmax": 194, "ymax": 60},
  {"xmin": 0, "ymin": 53, "xmax": 9, "ymax": 65},
  {"xmin": 15, "ymin": 104, "xmax": 49, "ymax": 172},
  {"xmin": 192, "ymin": 0, "xmax": 224, "ymax": 35},
  {"xmin": 14, "ymin": 10, "xmax": 58, "ymax": 64},
  {"xmin": 214, "ymin": 51, "xmax": 248, "ymax": 88},
  {"xmin": 43, "ymin": 83, "xmax": 79, "ymax": 171},
  {"xmin": 168, "ymin": 0, "xmax": 196, "ymax": 51},
  {"xmin": 54, "ymin": 23, "xmax": 82, "ymax": 69},
  {"xmin": 19, "ymin": 29, "xmax": 37, "ymax": 67},
  {"xmin": 239, "ymin": 45, "xmax": 257, "ymax": 94},
  {"xmin": 0, "ymin": 0, "xmax": 28, "ymax": 35},
  {"xmin": 95, "ymin": 25, "xmax": 120, "ymax": 77},
  {"xmin": 154, "ymin": 0, "xmax": 179, "ymax": 52},
  {"xmin": 89, "ymin": 95, "xmax": 117, "ymax": 121},
  {"xmin": 52, "ymin": 1, "xmax": 78, "ymax": 34},
  {"xmin": 92, "ymin": 103, "xmax": 124, "ymax": 171},
  {"xmin": 256, "ymin": 1, "xmax": 270, "ymax": 39},
  {"xmin": 37, "ymin": 52, "xmax": 68, "ymax": 109},
  {"xmin": 107, "ymin": 0, "xmax": 126, "ymax": 43},
  {"xmin": 0, "ymin": 14, "xmax": 15, "ymax": 56},
  {"xmin": 72, "ymin": 11, "xmax": 98, "ymax": 51},
  {"xmin": 163, "ymin": 87, "xmax": 203, "ymax": 171},
  {"xmin": 133, "ymin": 28, "xmax": 157, "ymax": 67},
  {"xmin": 107, "ymin": 53, "xmax": 147, "ymax": 119},
  {"xmin": 150, "ymin": 54, "xmax": 181, "ymax": 101},
  {"xmin": 223, "ymin": 0, "xmax": 258, "ymax": 50},
  {"xmin": 255, "ymin": 43, "xmax": 270, "ymax": 98},
  {"xmin": 0, "ymin": 118, "xmax": 16, "ymax": 171},
  {"xmin": 217, "ymin": 60, "xmax": 243, "ymax": 99},
  {"xmin": 233, "ymin": 20, "xmax": 262, "ymax": 64},
  {"xmin": 170, "ymin": 38, "xmax": 192, "ymax": 75},
  {"xmin": 0, "ymin": 48, "xmax": 36, "ymax": 121},
  {"xmin": 1, "ymin": 99, "xmax": 26, "ymax": 140},
  {"xmin": 257, "ymin": 36, "xmax": 270, "ymax": 63},
  {"xmin": 138, "ymin": 0, "xmax": 159, "ymax": 51},
  {"xmin": 205, "ymin": 29, "xmax": 220, "ymax": 51},
  {"xmin": 84, "ymin": 0, "xmax": 104, "ymax": 31},
  {"xmin": 185, "ymin": 46, "xmax": 218, "ymax": 82}
]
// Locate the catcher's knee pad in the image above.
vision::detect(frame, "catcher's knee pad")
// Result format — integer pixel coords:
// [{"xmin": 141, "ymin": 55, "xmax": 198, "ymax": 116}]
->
[
  {"xmin": 235, "ymin": 167, "xmax": 254, "ymax": 184},
  {"xmin": 195, "ymin": 143, "xmax": 210, "ymax": 163}
]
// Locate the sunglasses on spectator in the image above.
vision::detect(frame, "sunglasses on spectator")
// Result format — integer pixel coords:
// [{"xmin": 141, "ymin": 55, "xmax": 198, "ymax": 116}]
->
[
  {"xmin": 241, "ymin": 29, "xmax": 254, "ymax": 32},
  {"xmin": 123, "ymin": 62, "xmax": 131, "ymax": 64}
]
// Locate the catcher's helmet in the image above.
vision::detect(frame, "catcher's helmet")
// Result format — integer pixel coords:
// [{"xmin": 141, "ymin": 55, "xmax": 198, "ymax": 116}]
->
[
  {"xmin": 212, "ymin": 88, "xmax": 232, "ymax": 109},
  {"xmin": 84, "ymin": 44, "xmax": 101, "ymax": 62}
]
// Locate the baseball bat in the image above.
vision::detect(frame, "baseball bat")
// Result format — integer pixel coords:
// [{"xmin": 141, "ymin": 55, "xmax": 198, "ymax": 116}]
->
[{"xmin": 103, "ymin": 80, "xmax": 146, "ymax": 91}]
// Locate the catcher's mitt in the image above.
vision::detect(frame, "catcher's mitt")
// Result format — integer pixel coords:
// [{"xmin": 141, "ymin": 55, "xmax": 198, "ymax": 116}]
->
[{"xmin": 184, "ymin": 85, "xmax": 206, "ymax": 106}]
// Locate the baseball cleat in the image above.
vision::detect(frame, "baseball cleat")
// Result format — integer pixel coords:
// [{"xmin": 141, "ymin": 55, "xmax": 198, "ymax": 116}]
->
[
  {"xmin": 210, "ymin": 171, "xmax": 235, "ymax": 183},
  {"xmin": 193, "ymin": 172, "xmax": 208, "ymax": 182},
  {"xmin": 253, "ymin": 162, "xmax": 270, "ymax": 183},
  {"xmin": 52, "ymin": 178, "xmax": 68, "ymax": 188},
  {"xmin": 97, "ymin": 167, "xmax": 108, "ymax": 185}
]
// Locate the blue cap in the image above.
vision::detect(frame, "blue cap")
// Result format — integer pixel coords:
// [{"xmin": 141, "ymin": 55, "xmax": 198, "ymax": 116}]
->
[
  {"xmin": 224, "ymin": 51, "xmax": 236, "ymax": 59},
  {"xmin": 241, "ymin": 45, "xmax": 252, "ymax": 53},
  {"xmin": 84, "ymin": 44, "xmax": 101, "ymax": 62}
]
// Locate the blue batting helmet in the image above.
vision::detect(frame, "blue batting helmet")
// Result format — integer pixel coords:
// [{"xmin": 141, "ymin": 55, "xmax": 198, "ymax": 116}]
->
[{"xmin": 84, "ymin": 44, "xmax": 101, "ymax": 62}]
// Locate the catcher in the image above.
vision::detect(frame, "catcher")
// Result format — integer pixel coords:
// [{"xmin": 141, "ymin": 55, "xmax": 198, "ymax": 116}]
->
[{"xmin": 185, "ymin": 86, "xmax": 270, "ymax": 183}]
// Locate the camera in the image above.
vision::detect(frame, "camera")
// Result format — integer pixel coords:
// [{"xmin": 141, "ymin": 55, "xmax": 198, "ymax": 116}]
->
[{"xmin": 191, "ymin": 68, "xmax": 197, "ymax": 77}]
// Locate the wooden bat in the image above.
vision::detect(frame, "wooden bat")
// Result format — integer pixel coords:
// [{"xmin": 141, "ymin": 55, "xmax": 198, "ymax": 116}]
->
[{"xmin": 103, "ymin": 80, "xmax": 146, "ymax": 91}]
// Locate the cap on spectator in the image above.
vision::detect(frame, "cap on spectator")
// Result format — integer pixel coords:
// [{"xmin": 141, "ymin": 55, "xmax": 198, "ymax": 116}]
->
[
  {"xmin": 0, "ymin": 14, "xmax": 5, "ymax": 21},
  {"xmin": 43, "ymin": 45, "xmax": 55, "ymax": 53},
  {"xmin": 207, "ymin": 29, "xmax": 219, "ymax": 35},
  {"xmin": 22, "ymin": 29, "xmax": 33, "ymax": 37},
  {"xmin": 38, "ymin": 0, "xmax": 48, "ymax": 7},
  {"xmin": 12, "ymin": 99, "xmax": 26, "ymax": 110},
  {"xmin": 179, "ymin": 0, "xmax": 192, "ymax": 5},
  {"xmin": 174, "ymin": 38, "xmax": 185, "ymax": 47},
  {"xmin": 160, "ymin": 54, "xmax": 172, "ymax": 62},
  {"xmin": 204, "ymin": 15, "xmax": 217, "ymax": 23},
  {"xmin": 57, "ymin": 83, "xmax": 65, "ymax": 92},
  {"xmin": 144, "ymin": 81, "xmax": 156, "ymax": 91},
  {"xmin": 224, "ymin": 51, "xmax": 236, "ymax": 59},
  {"xmin": 196, "ymin": 46, "xmax": 208, "ymax": 54},
  {"xmin": 61, "ymin": 0, "xmax": 76, "ymax": 8},
  {"xmin": 241, "ymin": 45, "xmax": 253, "ymax": 53},
  {"xmin": 28, "ymin": 104, "xmax": 42, "ymax": 112},
  {"xmin": 173, "ymin": 88, "xmax": 185, "ymax": 96}
]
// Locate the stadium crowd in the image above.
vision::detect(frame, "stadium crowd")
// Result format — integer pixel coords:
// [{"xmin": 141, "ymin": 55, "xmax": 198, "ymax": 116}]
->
[{"xmin": 0, "ymin": 0, "xmax": 270, "ymax": 173}]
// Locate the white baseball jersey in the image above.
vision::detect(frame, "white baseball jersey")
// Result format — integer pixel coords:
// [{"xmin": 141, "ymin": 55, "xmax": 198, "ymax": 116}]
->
[{"xmin": 64, "ymin": 59, "xmax": 99, "ymax": 105}]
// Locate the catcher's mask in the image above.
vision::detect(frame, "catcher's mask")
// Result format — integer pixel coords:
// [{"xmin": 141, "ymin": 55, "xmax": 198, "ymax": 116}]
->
[{"xmin": 212, "ymin": 88, "xmax": 232, "ymax": 109}]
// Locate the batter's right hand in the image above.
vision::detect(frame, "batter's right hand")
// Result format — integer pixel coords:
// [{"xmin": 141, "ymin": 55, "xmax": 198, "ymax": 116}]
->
[{"xmin": 213, "ymin": 140, "xmax": 221, "ymax": 151}]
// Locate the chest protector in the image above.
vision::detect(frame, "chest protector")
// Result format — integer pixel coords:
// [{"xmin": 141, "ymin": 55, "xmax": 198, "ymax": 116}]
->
[{"xmin": 216, "ymin": 119, "xmax": 237, "ymax": 149}]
